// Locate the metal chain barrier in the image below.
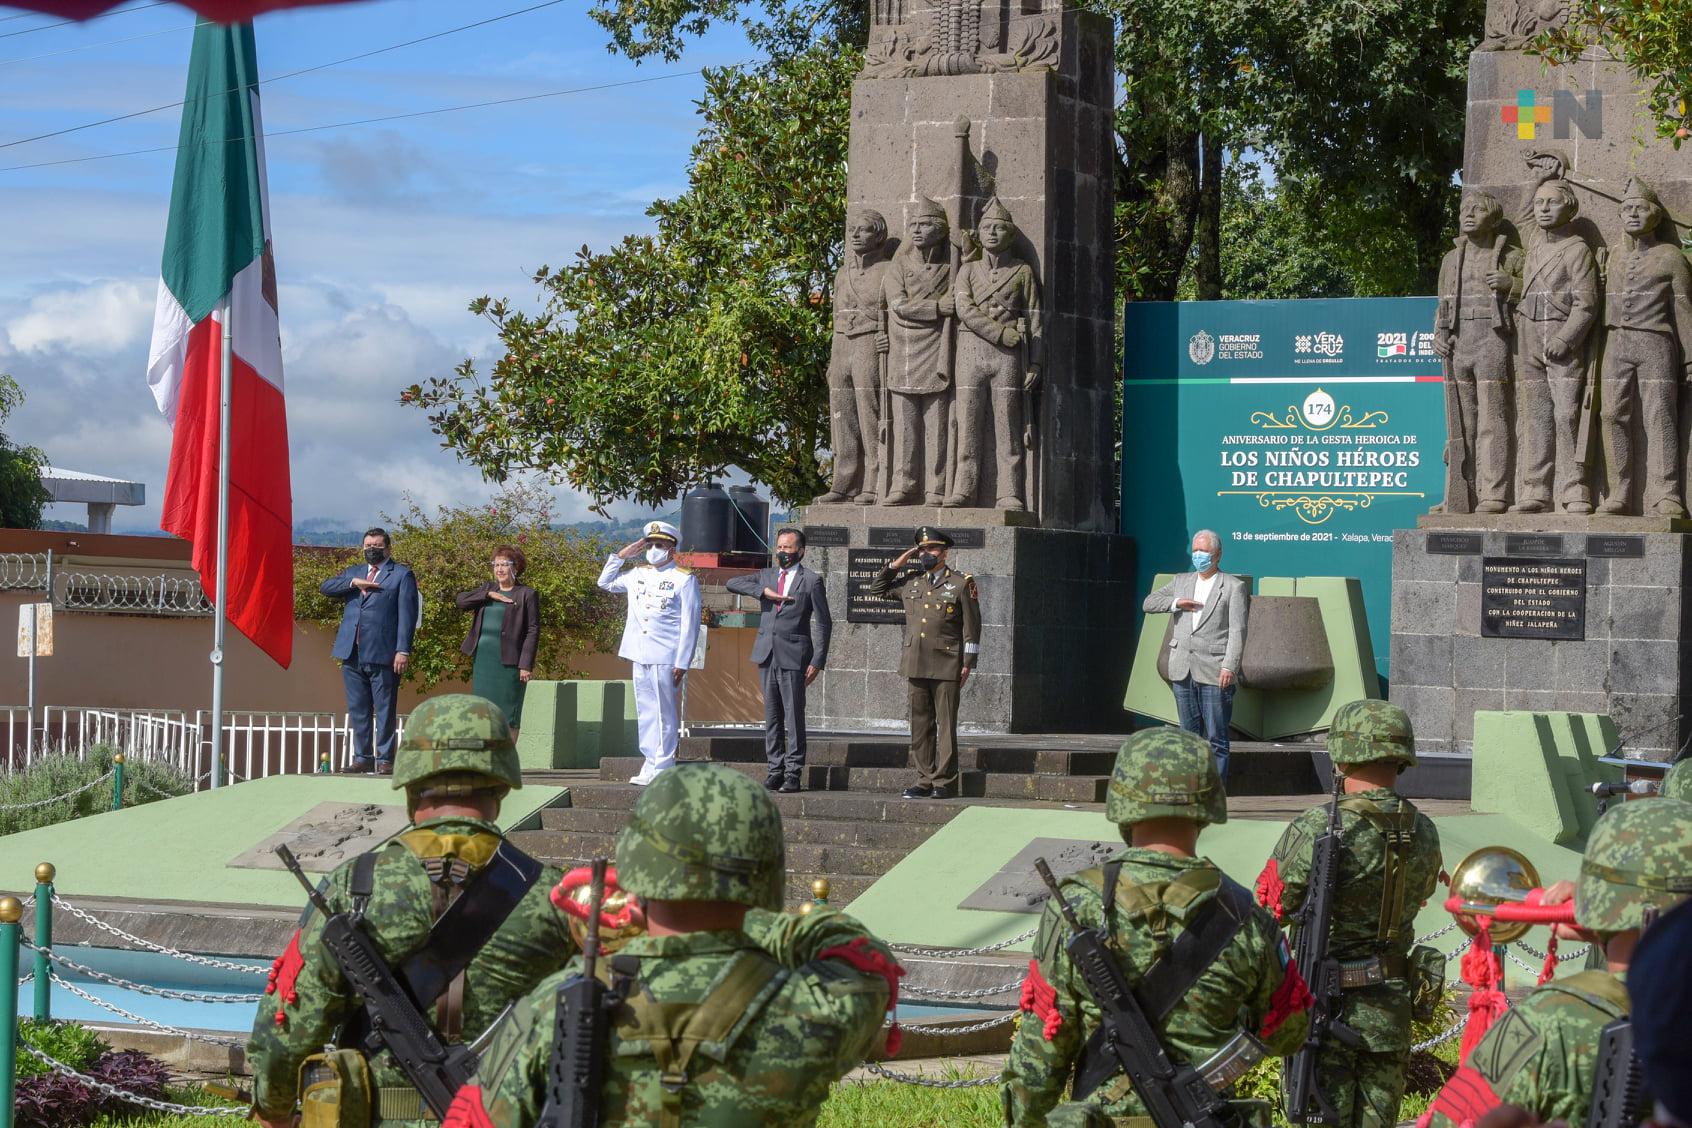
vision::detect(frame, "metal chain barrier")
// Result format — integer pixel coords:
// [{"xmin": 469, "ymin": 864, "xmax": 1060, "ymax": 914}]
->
[
  {"xmin": 25, "ymin": 942, "xmax": 263, "ymax": 1002},
  {"xmin": 19, "ymin": 1043, "xmax": 244, "ymax": 1117},
  {"xmin": 53, "ymin": 897, "xmax": 267, "ymax": 976},
  {"xmin": 0, "ymin": 771, "xmax": 114, "ymax": 811},
  {"xmin": 129, "ymin": 775, "xmax": 195, "ymax": 802},
  {"xmin": 1515, "ymin": 940, "xmax": 1590, "ymax": 963},
  {"xmin": 887, "ymin": 1010, "xmax": 1018, "ymax": 1036},
  {"xmin": 860, "ymin": 1060, "xmax": 1001, "ymax": 1089},
  {"xmin": 48, "ymin": 972, "xmax": 244, "ymax": 1048},
  {"xmin": 1413, "ymin": 1015, "xmax": 1468, "ymax": 1052},
  {"xmin": 891, "ymin": 925, "xmax": 1038, "ymax": 958},
  {"xmin": 1415, "ymin": 922, "xmax": 1459, "ymax": 944},
  {"xmin": 903, "ymin": 979, "xmax": 1022, "ymax": 1001}
]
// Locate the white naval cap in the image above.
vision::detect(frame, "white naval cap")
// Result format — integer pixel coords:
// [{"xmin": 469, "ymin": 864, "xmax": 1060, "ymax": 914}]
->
[{"xmin": 643, "ymin": 520, "xmax": 681, "ymax": 544}]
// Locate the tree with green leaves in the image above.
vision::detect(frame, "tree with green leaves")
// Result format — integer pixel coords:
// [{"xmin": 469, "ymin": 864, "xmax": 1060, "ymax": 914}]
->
[
  {"xmin": 406, "ymin": 0, "xmax": 1479, "ymax": 509},
  {"xmin": 1534, "ymin": 1, "xmax": 1692, "ymax": 144},
  {"xmin": 293, "ymin": 483, "xmax": 621, "ymax": 690},
  {"xmin": 0, "ymin": 375, "xmax": 50, "ymax": 530}
]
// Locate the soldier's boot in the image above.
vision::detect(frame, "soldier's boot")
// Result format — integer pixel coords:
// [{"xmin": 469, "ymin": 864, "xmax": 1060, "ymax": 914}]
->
[
  {"xmin": 1598, "ymin": 496, "xmax": 1631, "ymax": 515},
  {"xmin": 1566, "ymin": 500, "xmax": 1594, "ymax": 514},
  {"xmin": 1511, "ymin": 499, "xmax": 1547, "ymax": 513},
  {"xmin": 1656, "ymin": 497, "xmax": 1687, "ymax": 518}
]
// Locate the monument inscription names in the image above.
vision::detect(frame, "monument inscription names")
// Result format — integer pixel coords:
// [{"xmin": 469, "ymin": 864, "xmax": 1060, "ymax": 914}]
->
[
  {"xmin": 844, "ymin": 548, "xmax": 907, "ymax": 624},
  {"xmin": 1480, "ymin": 556, "xmax": 1587, "ymax": 639}
]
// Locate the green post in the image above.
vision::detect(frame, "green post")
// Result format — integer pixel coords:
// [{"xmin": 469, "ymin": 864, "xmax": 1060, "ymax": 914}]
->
[
  {"xmin": 111, "ymin": 754, "xmax": 125, "ymax": 811},
  {"xmin": 318, "ymin": 752, "xmax": 330, "ymax": 775},
  {"xmin": 31, "ymin": 866, "xmax": 51, "ymax": 1024},
  {"xmin": 0, "ymin": 894, "xmax": 23, "ymax": 1128}
]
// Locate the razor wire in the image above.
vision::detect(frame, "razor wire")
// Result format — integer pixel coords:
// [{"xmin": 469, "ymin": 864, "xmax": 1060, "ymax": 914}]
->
[
  {"xmin": 52, "ymin": 897, "xmax": 268, "ymax": 975},
  {"xmin": 55, "ymin": 569, "xmax": 212, "ymax": 615},
  {"xmin": 48, "ymin": 972, "xmax": 244, "ymax": 1048},
  {"xmin": 19, "ymin": 1043, "xmax": 245, "ymax": 1117},
  {"xmin": 25, "ymin": 942, "xmax": 263, "ymax": 1002}
]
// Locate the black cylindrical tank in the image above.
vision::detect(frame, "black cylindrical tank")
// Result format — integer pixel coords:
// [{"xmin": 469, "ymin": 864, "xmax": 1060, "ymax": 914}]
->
[
  {"xmin": 678, "ymin": 484, "xmax": 734, "ymax": 554},
  {"xmin": 726, "ymin": 485, "xmax": 769, "ymax": 554}
]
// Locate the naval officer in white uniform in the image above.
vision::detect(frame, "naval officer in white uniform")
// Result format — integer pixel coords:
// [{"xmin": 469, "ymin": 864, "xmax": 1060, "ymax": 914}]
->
[{"xmin": 597, "ymin": 520, "xmax": 702, "ymax": 784}]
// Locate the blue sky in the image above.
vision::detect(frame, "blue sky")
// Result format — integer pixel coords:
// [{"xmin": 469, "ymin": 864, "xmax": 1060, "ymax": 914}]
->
[{"xmin": 0, "ymin": 0, "xmax": 753, "ymax": 532}]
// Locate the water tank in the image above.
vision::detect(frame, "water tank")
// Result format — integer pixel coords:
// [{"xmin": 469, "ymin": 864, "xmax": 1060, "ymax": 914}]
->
[
  {"xmin": 678, "ymin": 484, "xmax": 734, "ymax": 554},
  {"xmin": 726, "ymin": 486, "xmax": 769, "ymax": 555}
]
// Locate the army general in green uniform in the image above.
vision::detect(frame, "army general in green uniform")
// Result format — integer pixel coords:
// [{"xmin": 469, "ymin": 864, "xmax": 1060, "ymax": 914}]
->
[
  {"xmin": 869, "ymin": 526, "xmax": 982, "ymax": 799},
  {"xmin": 443, "ymin": 762, "xmax": 899, "ymax": 1127},
  {"xmin": 1420, "ymin": 798, "xmax": 1692, "ymax": 1128},
  {"xmin": 1256, "ymin": 700, "xmax": 1445, "ymax": 1128},
  {"xmin": 1002, "ymin": 728, "xmax": 1313, "ymax": 1126},
  {"xmin": 247, "ymin": 695, "xmax": 575, "ymax": 1128}
]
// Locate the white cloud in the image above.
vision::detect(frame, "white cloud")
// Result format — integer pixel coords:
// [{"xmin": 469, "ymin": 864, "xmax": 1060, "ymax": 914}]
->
[{"xmin": 4, "ymin": 278, "xmax": 155, "ymax": 355}]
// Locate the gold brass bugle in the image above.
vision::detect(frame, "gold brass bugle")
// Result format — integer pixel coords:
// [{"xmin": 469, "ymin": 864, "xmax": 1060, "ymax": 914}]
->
[{"xmin": 1444, "ymin": 846, "xmax": 1576, "ymax": 943}]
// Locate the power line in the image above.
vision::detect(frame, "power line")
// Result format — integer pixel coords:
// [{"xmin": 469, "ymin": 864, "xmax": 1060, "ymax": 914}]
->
[
  {"xmin": 0, "ymin": 1, "xmax": 170, "ymax": 40},
  {"xmin": 0, "ymin": 0, "xmax": 570, "ymax": 150},
  {"xmin": 0, "ymin": 19, "xmax": 192, "ymax": 66},
  {"xmin": 0, "ymin": 65, "xmax": 727, "ymax": 173}
]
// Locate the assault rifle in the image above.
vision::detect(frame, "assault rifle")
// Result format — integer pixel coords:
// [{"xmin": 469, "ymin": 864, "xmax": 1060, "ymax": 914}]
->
[
  {"xmin": 1587, "ymin": 1018, "xmax": 1651, "ymax": 1128},
  {"xmin": 1283, "ymin": 779, "xmax": 1362, "ymax": 1124},
  {"xmin": 1034, "ymin": 859, "xmax": 1237, "ymax": 1128},
  {"xmin": 537, "ymin": 858, "xmax": 626, "ymax": 1128},
  {"xmin": 276, "ymin": 845, "xmax": 475, "ymax": 1119}
]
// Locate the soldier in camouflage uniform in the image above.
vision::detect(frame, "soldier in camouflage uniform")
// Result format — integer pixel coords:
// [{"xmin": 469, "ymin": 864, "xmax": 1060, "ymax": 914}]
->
[
  {"xmin": 443, "ymin": 762, "xmax": 900, "ymax": 1127},
  {"xmin": 1421, "ymin": 797, "xmax": 1692, "ymax": 1128},
  {"xmin": 247, "ymin": 695, "xmax": 574, "ymax": 1128},
  {"xmin": 1255, "ymin": 700, "xmax": 1444, "ymax": 1128},
  {"xmin": 1661, "ymin": 758, "xmax": 1692, "ymax": 801},
  {"xmin": 1001, "ymin": 728, "xmax": 1313, "ymax": 1126}
]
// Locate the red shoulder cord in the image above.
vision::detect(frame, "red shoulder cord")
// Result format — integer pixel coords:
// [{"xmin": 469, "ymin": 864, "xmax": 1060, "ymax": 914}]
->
[
  {"xmin": 819, "ymin": 936, "xmax": 908, "ymax": 1055},
  {"xmin": 1255, "ymin": 858, "xmax": 1286, "ymax": 922},
  {"xmin": 1260, "ymin": 955, "xmax": 1315, "ymax": 1039},
  {"xmin": 1417, "ymin": 1065, "xmax": 1504, "ymax": 1128},
  {"xmin": 1018, "ymin": 958, "xmax": 1063, "ymax": 1041},
  {"xmin": 264, "ymin": 930, "xmax": 305, "ymax": 1028},
  {"xmin": 442, "ymin": 1085, "xmax": 496, "ymax": 1128}
]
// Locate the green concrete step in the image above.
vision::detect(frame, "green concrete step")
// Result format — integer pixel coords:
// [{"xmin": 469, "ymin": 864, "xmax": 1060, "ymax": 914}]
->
[
  {"xmin": 599, "ymin": 756, "xmax": 995, "ymax": 794},
  {"xmin": 567, "ymin": 783, "xmax": 967, "ymax": 825},
  {"xmin": 675, "ymin": 736, "xmax": 1116, "ymax": 776},
  {"xmin": 541, "ymin": 804, "xmax": 939, "ymax": 850}
]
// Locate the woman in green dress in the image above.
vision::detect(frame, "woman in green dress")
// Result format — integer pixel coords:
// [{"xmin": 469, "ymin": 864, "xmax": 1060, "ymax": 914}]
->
[{"xmin": 454, "ymin": 545, "xmax": 541, "ymax": 735}]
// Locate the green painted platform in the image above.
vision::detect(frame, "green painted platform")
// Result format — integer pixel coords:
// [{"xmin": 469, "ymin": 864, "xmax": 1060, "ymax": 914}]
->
[
  {"xmin": 0, "ymin": 775, "xmax": 567, "ymax": 908},
  {"xmin": 847, "ymin": 805, "xmax": 1581, "ymax": 961}
]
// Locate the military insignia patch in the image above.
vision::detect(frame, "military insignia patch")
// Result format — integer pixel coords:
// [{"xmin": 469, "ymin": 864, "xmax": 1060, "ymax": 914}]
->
[{"xmin": 1470, "ymin": 1007, "xmax": 1541, "ymax": 1084}]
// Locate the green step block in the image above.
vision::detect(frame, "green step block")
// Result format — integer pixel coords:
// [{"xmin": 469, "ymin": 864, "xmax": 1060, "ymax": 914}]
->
[
  {"xmin": 1473, "ymin": 711, "xmax": 1620, "ymax": 847},
  {"xmin": 515, "ymin": 680, "xmax": 640, "ymax": 769}
]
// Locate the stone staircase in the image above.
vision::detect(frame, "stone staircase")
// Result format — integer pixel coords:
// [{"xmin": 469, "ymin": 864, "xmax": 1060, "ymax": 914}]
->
[{"xmin": 509, "ymin": 730, "xmax": 1323, "ymax": 909}]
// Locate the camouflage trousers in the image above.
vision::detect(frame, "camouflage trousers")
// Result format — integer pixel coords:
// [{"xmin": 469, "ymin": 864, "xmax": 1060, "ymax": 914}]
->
[{"xmin": 1313, "ymin": 1045, "xmax": 1408, "ymax": 1128}]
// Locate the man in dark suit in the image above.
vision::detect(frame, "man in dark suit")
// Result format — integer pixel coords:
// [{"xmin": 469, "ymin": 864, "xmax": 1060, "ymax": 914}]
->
[
  {"xmin": 725, "ymin": 527, "xmax": 833, "ymax": 792},
  {"xmin": 319, "ymin": 527, "xmax": 420, "ymax": 774}
]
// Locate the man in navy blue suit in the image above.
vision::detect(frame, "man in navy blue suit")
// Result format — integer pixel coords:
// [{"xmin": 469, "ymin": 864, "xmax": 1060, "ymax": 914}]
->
[{"xmin": 319, "ymin": 527, "xmax": 419, "ymax": 773}]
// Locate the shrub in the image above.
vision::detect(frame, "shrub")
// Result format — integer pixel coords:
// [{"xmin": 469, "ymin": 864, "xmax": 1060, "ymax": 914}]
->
[
  {"xmin": 16, "ymin": 1018, "xmax": 106, "ymax": 1079},
  {"xmin": 0, "ymin": 745, "xmax": 196, "ymax": 836}
]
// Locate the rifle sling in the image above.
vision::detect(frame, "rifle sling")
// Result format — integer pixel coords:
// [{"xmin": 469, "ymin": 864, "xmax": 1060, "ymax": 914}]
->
[
  {"xmin": 400, "ymin": 840, "xmax": 545, "ymax": 1007},
  {"xmin": 1072, "ymin": 866, "xmax": 1256, "ymax": 1100}
]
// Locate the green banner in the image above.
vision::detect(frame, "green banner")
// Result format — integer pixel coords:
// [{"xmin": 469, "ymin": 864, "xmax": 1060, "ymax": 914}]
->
[{"xmin": 1121, "ymin": 297, "xmax": 1445, "ymax": 681}]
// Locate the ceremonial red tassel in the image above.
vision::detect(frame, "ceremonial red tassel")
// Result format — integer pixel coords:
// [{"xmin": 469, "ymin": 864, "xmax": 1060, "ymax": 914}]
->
[
  {"xmin": 820, "ymin": 936, "xmax": 907, "ymax": 1055},
  {"xmin": 1018, "ymin": 958, "xmax": 1063, "ymax": 1041},
  {"xmin": 1458, "ymin": 919, "xmax": 1508, "ymax": 1064},
  {"xmin": 1261, "ymin": 957, "xmax": 1315, "ymax": 1038},
  {"xmin": 442, "ymin": 1085, "xmax": 496, "ymax": 1128},
  {"xmin": 1523, "ymin": 888, "xmax": 1558, "ymax": 986},
  {"xmin": 265, "ymin": 929, "xmax": 305, "ymax": 1028},
  {"xmin": 1255, "ymin": 858, "xmax": 1286, "ymax": 922}
]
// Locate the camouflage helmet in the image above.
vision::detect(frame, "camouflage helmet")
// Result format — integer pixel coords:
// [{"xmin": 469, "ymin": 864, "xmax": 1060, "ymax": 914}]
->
[
  {"xmin": 1105, "ymin": 728, "xmax": 1227, "ymax": 828},
  {"xmin": 1326, "ymin": 699, "xmax": 1416, "ymax": 770},
  {"xmin": 1575, "ymin": 797, "xmax": 1692, "ymax": 933},
  {"xmin": 391, "ymin": 694, "xmax": 523, "ymax": 794},
  {"xmin": 1662, "ymin": 759, "xmax": 1692, "ymax": 802},
  {"xmin": 615, "ymin": 763, "xmax": 785, "ymax": 910}
]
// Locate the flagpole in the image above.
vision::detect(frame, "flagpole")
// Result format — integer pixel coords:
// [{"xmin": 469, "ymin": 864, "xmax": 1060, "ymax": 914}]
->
[{"xmin": 210, "ymin": 295, "xmax": 233, "ymax": 790}]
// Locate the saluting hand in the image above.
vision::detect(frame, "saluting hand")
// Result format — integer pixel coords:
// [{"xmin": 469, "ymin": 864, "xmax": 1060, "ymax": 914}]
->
[
  {"xmin": 617, "ymin": 538, "xmax": 649, "ymax": 561},
  {"xmin": 762, "ymin": 586, "xmax": 792, "ymax": 603}
]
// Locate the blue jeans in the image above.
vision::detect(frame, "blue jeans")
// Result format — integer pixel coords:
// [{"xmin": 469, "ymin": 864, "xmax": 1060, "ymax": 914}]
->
[{"xmin": 1172, "ymin": 676, "xmax": 1234, "ymax": 783}]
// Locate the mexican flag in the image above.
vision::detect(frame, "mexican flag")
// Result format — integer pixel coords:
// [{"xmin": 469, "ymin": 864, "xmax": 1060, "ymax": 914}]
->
[{"xmin": 147, "ymin": 20, "xmax": 293, "ymax": 668}]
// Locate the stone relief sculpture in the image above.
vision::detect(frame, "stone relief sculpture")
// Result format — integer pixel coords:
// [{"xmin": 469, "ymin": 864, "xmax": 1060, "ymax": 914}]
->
[
  {"xmin": 952, "ymin": 197, "xmax": 1042, "ymax": 511},
  {"xmin": 1480, "ymin": 0, "xmax": 1570, "ymax": 50},
  {"xmin": 1432, "ymin": 190, "xmax": 1524, "ymax": 515},
  {"xmin": 1599, "ymin": 178, "xmax": 1692, "ymax": 517},
  {"xmin": 817, "ymin": 210, "xmax": 892, "ymax": 505},
  {"xmin": 1514, "ymin": 172, "xmax": 1600, "ymax": 514},
  {"xmin": 864, "ymin": 0, "xmax": 1060, "ymax": 78},
  {"xmin": 883, "ymin": 197, "xmax": 961, "ymax": 504}
]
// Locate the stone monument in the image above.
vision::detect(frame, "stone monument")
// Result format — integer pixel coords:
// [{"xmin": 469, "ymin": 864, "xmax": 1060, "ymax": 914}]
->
[
  {"xmin": 1390, "ymin": 0, "xmax": 1692, "ymax": 757},
  {"xmin": 800, "ymin": 0, "xmax": 1132, "ymax": 733}
]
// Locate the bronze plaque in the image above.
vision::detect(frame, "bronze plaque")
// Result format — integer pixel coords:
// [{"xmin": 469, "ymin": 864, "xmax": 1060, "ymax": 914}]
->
[
  {"xmin": 1481, "ymin": 557, "xmax": 1587, "ymax": 640},
  {"xmin": 1426, "ymin": 532, "xmax": 1483, "ymax": 555},
  {"xmin": 802, "ymin": 525, "xmax": 849, "ymax": 547},
  {"xmin": 1586, "ymin": 535, "xmax": 1645, "ymax": 559},
  {"xmin": 845, "ymin": 549, "xmax": 906, "ymax": 624}
]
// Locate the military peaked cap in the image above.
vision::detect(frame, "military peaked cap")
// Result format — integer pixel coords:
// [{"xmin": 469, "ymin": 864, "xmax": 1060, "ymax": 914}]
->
[{"xmin": 915, "ymin": 526, "xmax": 953, "ymax": 548}]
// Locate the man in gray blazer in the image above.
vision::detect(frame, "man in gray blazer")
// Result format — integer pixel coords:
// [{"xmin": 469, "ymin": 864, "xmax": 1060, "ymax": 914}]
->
[
  {"xmin": 1141, "ymin": 528, "xmax": 1248, "ymax": 782},
  {"xmin": 726, "ymin": 527, "xmax": 833, "ymax": 792}
]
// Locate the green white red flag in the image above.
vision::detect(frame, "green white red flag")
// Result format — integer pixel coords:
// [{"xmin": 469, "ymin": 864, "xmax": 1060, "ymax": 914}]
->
[{"xmin": 148, "ymin": 20, "xmax": 293, "ymax": 668}]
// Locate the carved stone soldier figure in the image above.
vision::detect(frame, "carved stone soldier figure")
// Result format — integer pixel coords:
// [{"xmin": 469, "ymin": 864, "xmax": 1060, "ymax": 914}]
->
[
  {"xmin": 1432, "ymin": 190, "xmax": 1523, "ymax": 514},
  {"xmin": 1514, "ymin": 177, "xmax": 1599, "ymax": 514},
  {"xmin": 1598, "ymin": 177, "xmax": 1692, "ymax": 517},
  {"xmin": 817, "ymin": 209, "xmax": 892, "ymax": 505},
  {"xmin": 952, "ymin": 197, "xmax": 1041, "ymax": 511},
  {"xmin": 883, "ymin": 197, "xmax": 958, "ymax": 505}
]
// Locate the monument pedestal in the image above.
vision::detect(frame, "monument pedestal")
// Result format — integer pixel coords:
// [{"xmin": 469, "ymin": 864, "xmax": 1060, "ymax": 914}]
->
[
  {"xmin": 798, "ymin": 504, "xmax": 1134, "ymax": 734},
  {"xmin": 1388, "ymin": 524, "xmax": 1692, "ymax": 758}
]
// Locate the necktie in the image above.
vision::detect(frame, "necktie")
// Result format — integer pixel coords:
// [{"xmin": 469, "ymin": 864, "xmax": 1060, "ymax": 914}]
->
[{"xmin": 777, "ymin": 569, "xmax": 789, "ymax": 599}]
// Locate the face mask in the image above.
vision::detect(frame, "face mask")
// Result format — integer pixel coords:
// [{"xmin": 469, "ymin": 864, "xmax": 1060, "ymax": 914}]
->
[
  {"xmin": 1191, "ymin": 550, "xmax": 1214, "ymax": 572},
  {"xmin": 775, "ymin": 550, "xmax": 797, "ymax": 569},
  {"xmin": 364, "ymin": 547, "xmax": 386, "ymax": 565},
  {"xmin": 645, "ymin": 546, "xmax": 671, "ymax": 566},
  {"xmin": 919, "ymin": 552, "xmax": 941, "ymax": 571}
]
